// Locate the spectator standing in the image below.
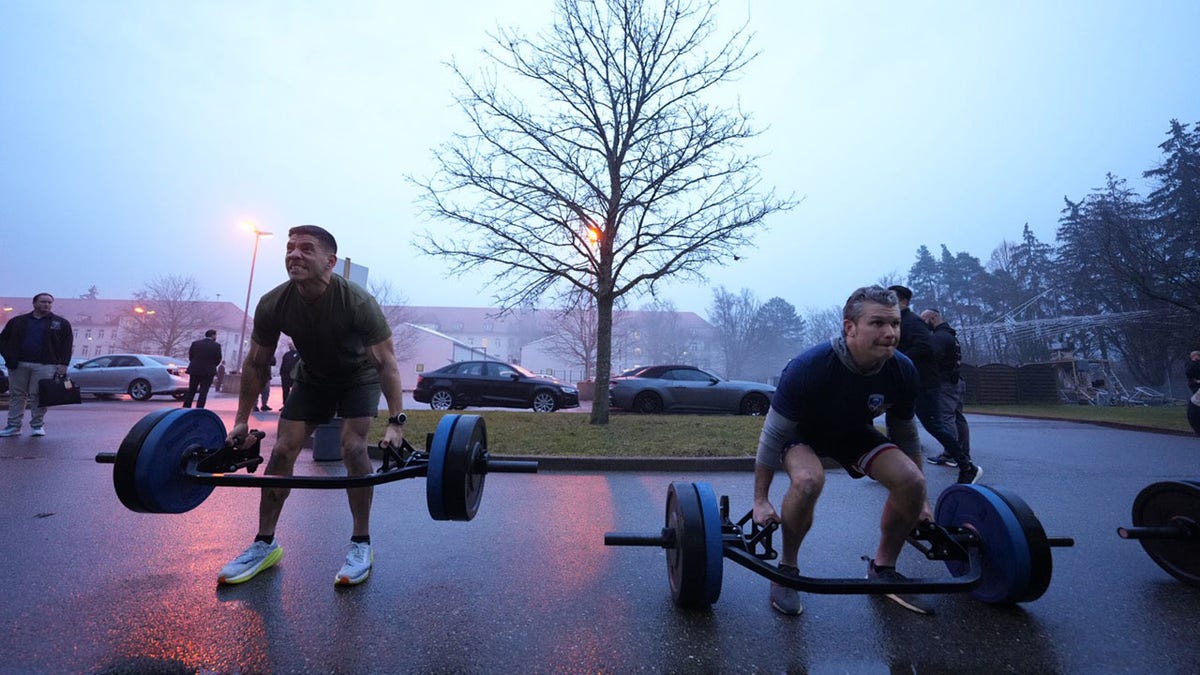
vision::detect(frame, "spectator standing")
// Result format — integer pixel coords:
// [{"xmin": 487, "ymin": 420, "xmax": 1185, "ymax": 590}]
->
[
  {"xmin": 887, "ymin": 285, "xmax": 980, "ymax": 484},
  {"xmin": 0, "ymin": 293, "xmax": 74, "ymax": 437},
  {"xmin": 921, "ymin": 309, "xmax": 971, "ymax": 457},
  {"xmin": 182, "ymin": 329, "xmax": 222, "ymax": 409},
  {"xmin": 280, "ymin": 342, "xmax": 301, "ymax": 403},
  {"xmin": 1186, "ymin": 350, "xmax": 1200, "ymax": 437},
  {"xmin": 254, "ymin": 354, "xmax": 276, "ymax": 412},
  {"xmin": 215, "ymin": 362, "xmax": 226, "ymax": 392}
]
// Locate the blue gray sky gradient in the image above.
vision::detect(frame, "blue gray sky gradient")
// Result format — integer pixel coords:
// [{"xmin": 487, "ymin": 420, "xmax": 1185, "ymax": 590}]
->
[{"xmin": 2, "ymin": 1, "xmax": 1197, "ymax": 317}]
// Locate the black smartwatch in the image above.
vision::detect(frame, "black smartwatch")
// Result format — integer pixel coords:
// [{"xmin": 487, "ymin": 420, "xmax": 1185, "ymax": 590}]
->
[{"xmin": 386, "ymin": 412, "xmax": 407, "ymax": 427}]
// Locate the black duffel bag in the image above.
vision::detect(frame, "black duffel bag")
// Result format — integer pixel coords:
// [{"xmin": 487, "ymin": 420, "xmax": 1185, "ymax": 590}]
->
[{"xmin": 37, "ymin": 373, "xmax": 83, "ymax": 407}]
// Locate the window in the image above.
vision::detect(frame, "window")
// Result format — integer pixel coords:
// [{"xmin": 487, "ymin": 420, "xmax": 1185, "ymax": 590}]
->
[
  {"xmin": 98, "ymin": 329, "xmax": 105, "ymax": 339},
  {"xmin": 81, "ymin": 346, "xmax": 90, "ymax": 356}
]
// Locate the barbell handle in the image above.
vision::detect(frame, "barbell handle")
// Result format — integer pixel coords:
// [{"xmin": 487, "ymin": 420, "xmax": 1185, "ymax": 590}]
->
[
  {"xmin": 485, "ymin": 459, "xmax": 539, "ymax": 473},
  {"xmin": 96, "ymin": 452, "xmax": 116, "ymax": 464},
  {"xmin": 1118, "ymin": 525, "xmax": 1190, "ymax": 541},
  {"xmin": 604, "ymin": 529, "xmax": 673, "ymax": 547},
  {"xmin": 1047, "ymin": 536, "xmax": 1075, "ymax": 547}
]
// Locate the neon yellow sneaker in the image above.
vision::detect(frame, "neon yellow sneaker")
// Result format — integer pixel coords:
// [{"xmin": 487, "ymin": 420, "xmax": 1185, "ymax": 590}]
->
[{"xmin": 218, "ymin": 540, "xmax": 283, "ymax": 585}]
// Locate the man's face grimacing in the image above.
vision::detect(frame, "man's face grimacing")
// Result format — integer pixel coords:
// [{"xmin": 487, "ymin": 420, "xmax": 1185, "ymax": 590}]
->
[
  {"xmin": 844, "ymin": 301, "xmax": 901, "ymax": 365},
  {"xmin": 285, "ymin": 234, "xmax": 335, "ymax": 282}
]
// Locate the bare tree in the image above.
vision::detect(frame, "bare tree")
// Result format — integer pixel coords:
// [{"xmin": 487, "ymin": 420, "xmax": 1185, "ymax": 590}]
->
[
  {"xmin": 120, "ymin": 275, "xmax": 222, "ymax": 356},
  {"xmin": 708, "ymin": 286, "xmax": 758, "ymax": 379},
  {"xmin": 367, "ymin": 278, "xmax": 421, "ymax": 362},
  {"xmin": 415, "ymin": 0, "xmax": 794, "ymax": 423}
]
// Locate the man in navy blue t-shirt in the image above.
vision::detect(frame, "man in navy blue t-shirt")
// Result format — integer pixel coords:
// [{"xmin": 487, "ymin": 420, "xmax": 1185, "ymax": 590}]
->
[{"xmin": 753, "ymin": 285, "xmax": 936, "ymax": 616}]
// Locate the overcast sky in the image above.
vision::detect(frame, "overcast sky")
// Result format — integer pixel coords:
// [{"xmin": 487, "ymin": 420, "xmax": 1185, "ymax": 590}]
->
[{"xmin": 2, "ymin": 1, "xmax": 1197, "ymax": 319}]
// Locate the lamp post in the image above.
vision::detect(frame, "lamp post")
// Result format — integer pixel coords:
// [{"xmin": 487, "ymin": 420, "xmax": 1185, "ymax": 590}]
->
[{"xmin": 237, "ymin": 221, "xmax": 274, "ymax": 369}]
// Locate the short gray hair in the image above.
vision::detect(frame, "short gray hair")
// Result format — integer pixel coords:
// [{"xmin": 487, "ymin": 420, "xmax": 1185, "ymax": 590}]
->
[{"xmin": 843, "ymin": 285, "xmax": 898, "ymax": 324}]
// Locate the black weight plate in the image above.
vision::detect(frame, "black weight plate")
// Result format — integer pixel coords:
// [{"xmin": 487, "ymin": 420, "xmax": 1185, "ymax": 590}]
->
[
  {"xmin": 935, "ymin": 484, "xmax": 1031, "ymax": 604},
  {"xmin": 426, "ymin": 414, "xmax": 489, "ymax": 521},
  {"xmin": 1131, "ymin": 480, "xmax": 1200, "ymax": 587},
  {"xmin": 113, "ymin": 409, "xmax": 176, "ymax": 512},
  {"xmin": 664, "ymin": 482, "xmax": 720, "ymax": 608},
  {"xmin": 134, "ymin": 408, "xmax": 224, "ymax": 514},
  {"xmin": 987, "ymin": 485, "xmax": 1054, "ymax": 602}
]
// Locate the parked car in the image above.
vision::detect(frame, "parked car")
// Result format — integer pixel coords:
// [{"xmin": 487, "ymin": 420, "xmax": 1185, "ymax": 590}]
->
[
  {"xmin": 0, "ymin": 364, "xmax": 8, "ymax": 395},
  {"xmin": 69, "ymin": 354, "xmax": 190, "ymax": 401},
  {"xmin": 609, "ymin": 364, "xmax": 774, "ymax": 415},
  {"xmin": 413, "ymin": 360, "xmax": 580, "ymax": 413}
]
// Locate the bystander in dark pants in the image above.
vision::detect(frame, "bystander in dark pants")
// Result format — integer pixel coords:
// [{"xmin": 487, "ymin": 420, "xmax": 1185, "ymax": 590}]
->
[
  {"xmin": 281, "ymin": 375, "xmax": 294, "ymax": 404},
  {"xmin": 183, "ymin": 373, "xmax": 215, "ymax": 409},
  {"xmin": 1188, "ymin": 399, "xmax": 1200, "ymax": 437},
  {"xmin": 914, "ymin": 386, "xmax": 971, "ymax": 466},
  {"xmin": 936, "ymin": 379, "xmax": 970, "ymax": 452}
]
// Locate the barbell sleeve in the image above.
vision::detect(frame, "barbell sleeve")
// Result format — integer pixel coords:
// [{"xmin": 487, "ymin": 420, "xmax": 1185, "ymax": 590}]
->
[
  {"xmin": 1118, "ymin": 525, "xmax": 1192, "ymax": 541},
  {"xmin": 605, "ymin": 529, "xmax": 673, "ymax": 547},
  {"xmin": 485, "ymin": 459, "xmax": 539, "ymax": 473},
  {"xmin": 96, "ymin": 452, "xmax": 117, "ymax": 464}
]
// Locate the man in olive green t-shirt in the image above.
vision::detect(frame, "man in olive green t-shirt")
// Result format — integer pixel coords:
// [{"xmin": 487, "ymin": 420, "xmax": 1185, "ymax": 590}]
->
[{"xmin": 217, "ymin": 224, "xmax": 406, "ymax": 588}]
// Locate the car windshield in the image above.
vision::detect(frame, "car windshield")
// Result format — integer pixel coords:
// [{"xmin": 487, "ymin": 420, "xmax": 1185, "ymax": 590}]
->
[{"xmin": 504, "ymin": 363, "xmax": 537, "ymax": 378}]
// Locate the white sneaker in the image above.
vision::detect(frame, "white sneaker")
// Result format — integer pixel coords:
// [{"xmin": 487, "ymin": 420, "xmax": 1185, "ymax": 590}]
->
[
  {"xmin": 335, "ymin": 542, "xmax": 374, "ymax": 586},
  {"xmin": 218, "ymin": 540, "xmax": 283, "ymax": 585},
  {"xmin": 0, "ymin": 426, "xmax": 20, "ymax": 438},
  {"xmin": 31, "ymin": 427, "xmax": 46, "ymax": 437}
]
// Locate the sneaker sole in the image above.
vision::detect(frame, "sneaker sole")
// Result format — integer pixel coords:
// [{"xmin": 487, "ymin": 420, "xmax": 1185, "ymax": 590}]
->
[
  {"xmin": 218, "ymin": 546, "xmax": 284, "ymax": 585},
  {"xmin": 881, "ymin": 592, "xmax": 936, "ymax": 615},
  {"xmin": 926, "ymin": 456, "xmax": 957, "ymax": 467},
  {"xmin": 335, "ymin": 567, "xmax": 371, "ymax": 586}
]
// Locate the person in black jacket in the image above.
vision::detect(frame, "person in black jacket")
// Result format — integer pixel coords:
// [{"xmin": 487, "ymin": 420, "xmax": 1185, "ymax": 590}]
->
[
  {"xmin": 0, "ymin": 293, "xmax": 74, "ymax": 437},
  {"xmin": 183, "ymin": 329, "xmax": 223, "ymax": 409},
  {"xmin": 887, "ymin": 286, "xmax": 979, "ymax": 484},
  {"xmin": 922, "ymin": 309, "xmax": 971, "ymax": 457},
  {"xmin": 279, "ymin": 342, "xmax": 301, "ymax": 403}
]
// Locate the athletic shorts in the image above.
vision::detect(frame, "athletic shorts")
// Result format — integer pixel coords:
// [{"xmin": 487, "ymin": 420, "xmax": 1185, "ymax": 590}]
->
[
  {"xmin": 279, "ymin": 380, "xmax": 381, "ymax": 424},
  {"xmin": 785, "ymin": 425, "xmax": 899, "ymax": 479}
]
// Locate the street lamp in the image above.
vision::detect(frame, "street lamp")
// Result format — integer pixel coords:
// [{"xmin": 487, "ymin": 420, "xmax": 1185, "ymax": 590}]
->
[{"xmin": 237, "ymin": 220, "xmax": 274, "ymax": 369}]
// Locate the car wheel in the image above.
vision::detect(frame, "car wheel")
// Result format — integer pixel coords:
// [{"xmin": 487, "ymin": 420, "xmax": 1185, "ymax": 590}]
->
[
  {"xmin": 740, "ymin": 393, "xmax": 770, "ymax": 416},
  {"xmin": 429, "ymin": 389, "xmax": 455, "ymax": 411},
  {"xmin": 128, "ymin": 379, "xmax": 153, "ymax": 401},
  {"xmin": 633, "ymin": 391, "xmax": 664, "ymax": 414},
  {"xmin": 171, "ymin": 392, "xmax": 186, "ymax": 401},
  {"xmin": 531, "ymin": 391, "xmax": 557, "ymax": 413}
]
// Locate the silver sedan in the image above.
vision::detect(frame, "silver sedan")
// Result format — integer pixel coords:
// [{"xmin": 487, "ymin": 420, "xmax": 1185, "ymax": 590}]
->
[
  {"xmin": 69, "ymin": 354, "xmax": 190, "ymax": 401},
  {"xmin": 608, "ymin": 364, "xmax": 774, "ymax": 415}
]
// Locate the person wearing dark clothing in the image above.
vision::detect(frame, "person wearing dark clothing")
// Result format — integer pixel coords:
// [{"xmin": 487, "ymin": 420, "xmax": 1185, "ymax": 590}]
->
[
  {"xmin": 0, "ymin": 293, "xmax": 74, "ymax": 437},
  {"xmin": 1186, "ymin": 351, "xmax": 1200, "ymax": 437},
  {"xmin": 922, "ymin": 309, "xmax": 970, "ymax": 454},
  {"xmin": 215, "ymin": 362, "xmax": 226, "ymax": 392},
  {"xmin": 254, "ymin": 354, "xmax": 276, "ymax": 412},
  {"xmin": 887, "ymin": 285, "xmax": 979, "ymax": 483},
  {"xmin": 279, "ymin": 343, "xmax": 301, "ymax": 403},
  {"xmin": 183, "ymin": 329, "xmax": 223, "ymax": 409}
]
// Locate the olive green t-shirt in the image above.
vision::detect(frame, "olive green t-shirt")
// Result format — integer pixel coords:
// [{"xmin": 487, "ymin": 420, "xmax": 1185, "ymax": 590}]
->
[{"xmin": 251, "ymin": 275, "xmax": 392, "ymax": 386}]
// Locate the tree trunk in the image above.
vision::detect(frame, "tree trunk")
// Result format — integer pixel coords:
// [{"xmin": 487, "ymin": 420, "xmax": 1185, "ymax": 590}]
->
[{"xmin": 590, "ymin": 293, "xmax": 613, "ymax": 425}]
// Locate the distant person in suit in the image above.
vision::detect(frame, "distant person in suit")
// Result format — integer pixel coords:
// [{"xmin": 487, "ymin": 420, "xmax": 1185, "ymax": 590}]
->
[
  {"xmin": 279, "ymin": 342, "xmax": 301, "ymax": 403},
  {"xmin": 183, "ymin": 329, "xmax": 222, "ymax": 409}
]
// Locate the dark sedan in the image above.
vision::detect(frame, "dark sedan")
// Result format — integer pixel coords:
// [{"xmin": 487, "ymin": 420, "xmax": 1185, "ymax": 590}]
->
[
  {"xmin": 609, "ymin": 364, "xmax": 774, "ymax": 415},
  {"xmin": 413, "ymin": 360, "xmax": 580, "ymax": 413}
]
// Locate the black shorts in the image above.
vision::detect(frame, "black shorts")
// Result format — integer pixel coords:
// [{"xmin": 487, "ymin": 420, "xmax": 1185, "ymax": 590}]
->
[
  {"xmin": 786, "ymin": 425, "xmax": 899, "ymax": 479},
  {"xmin": 279, "ymin": 380, "xmax": 381, "ymax": 424}
]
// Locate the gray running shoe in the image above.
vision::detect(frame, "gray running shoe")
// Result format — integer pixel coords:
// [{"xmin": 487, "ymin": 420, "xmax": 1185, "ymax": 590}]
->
[
  {"xmin": 31, "ymin": 426, "xmax": 46, "ymax": 437},
  {"xmin": 218, "ymin": 540, "xmax": 283, "ymax": 585},
  {"xmin": 335, "ymin": 542, "xmax": 374, "ymax": 586},
  {"xmin": 926, "ymin": 453, "xmax": 957, "ymax": 467},
  {"xmin": 0, "ymin": 426, "xmax": 20, "ymax": 438},
  {"xmin": 769, "ymin": 563, "xmax": 803, "ymax": 616},
  {"xmin": 867, "ymin": 559, "xmax": 935, "ymax": 615}
]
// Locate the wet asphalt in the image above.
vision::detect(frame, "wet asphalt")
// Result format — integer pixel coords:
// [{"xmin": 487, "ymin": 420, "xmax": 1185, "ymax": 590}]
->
[{"xmin": 0, "ymin": 389, "xmax": 1197, "ymax": 673}]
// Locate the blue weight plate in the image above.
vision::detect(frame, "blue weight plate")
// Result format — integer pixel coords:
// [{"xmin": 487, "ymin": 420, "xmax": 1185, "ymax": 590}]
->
[
  {"xmin": 988, "ymin": 485, "xmax": 1054, "ymax": 602},
  {"xmin": 935, "ymin": 484, "xmax": 1031, "ymax": 604},
  {"xmin": 134, "ymin": 408, "xmax": 225, "ymax": 514},
  {"xmin": 426, "ymin": 414, "xmax": 462, "ymax": 521},
  {"xmin": 665, "ymin": 482, "xmax": 720, "ymax": 608},
  {"xmin": 693, "ymin": 482, "xmax": 725, "ymax": 605},
  {"xmin": 114, "ymin": 409, "xmax": 176, "ymax": 512}
]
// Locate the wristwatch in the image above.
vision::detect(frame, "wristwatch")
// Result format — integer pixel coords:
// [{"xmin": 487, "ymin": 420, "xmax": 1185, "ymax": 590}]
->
[{"xmin": 386, "ymin": 412, "xmax": 407, "ymax": 427}]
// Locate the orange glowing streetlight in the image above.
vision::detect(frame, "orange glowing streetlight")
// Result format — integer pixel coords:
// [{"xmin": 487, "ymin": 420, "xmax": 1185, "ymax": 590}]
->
[{"xmin": 237, "ymin": 219, "xmax": 274, "ymax": 369}]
